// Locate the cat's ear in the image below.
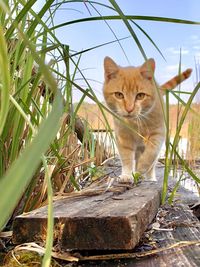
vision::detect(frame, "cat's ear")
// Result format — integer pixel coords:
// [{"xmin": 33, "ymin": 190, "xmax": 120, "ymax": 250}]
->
[
  {"xmin": 140, "ymin": 58, "xmax": 155, "ymax": 80},
  {"xmin": 104, "ymin": 56, "xmax": 119, "ymax": 81}
]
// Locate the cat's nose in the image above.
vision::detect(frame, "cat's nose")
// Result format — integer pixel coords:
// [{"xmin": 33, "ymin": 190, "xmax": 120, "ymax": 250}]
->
[{"xmin": 125, "ymin": 106, "xmax": 134, "ymax": 113}]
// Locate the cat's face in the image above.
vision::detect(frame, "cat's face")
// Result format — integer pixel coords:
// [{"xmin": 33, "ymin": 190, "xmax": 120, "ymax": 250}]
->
[{"xmin": 103, "ymin": 57, "xmax": 157, "ymax": 119}]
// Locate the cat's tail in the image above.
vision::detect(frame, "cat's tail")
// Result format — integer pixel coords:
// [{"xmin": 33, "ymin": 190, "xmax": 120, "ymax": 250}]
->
[{"xmin": 160, "ymin": 68, "xmax": 192, "ymax": 93}]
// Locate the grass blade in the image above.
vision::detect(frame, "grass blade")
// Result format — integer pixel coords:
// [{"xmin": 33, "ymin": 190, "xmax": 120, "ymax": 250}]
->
[
  {"xmin": 47, "ymin": 15, "xmax": 200, "ymax": 33},
  {"xmin": 0, "ymin": 91, "xmax": 63, "ymax": 230},
  {"xmin": 0, "ymin": 26, "xmax": 10, "ymax": 136}
]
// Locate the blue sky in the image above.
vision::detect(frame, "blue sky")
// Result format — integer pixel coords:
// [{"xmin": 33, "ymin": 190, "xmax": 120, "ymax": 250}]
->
[{"xmin": 35, "ymin": 0, "xmax": 200, "ymax": 103}]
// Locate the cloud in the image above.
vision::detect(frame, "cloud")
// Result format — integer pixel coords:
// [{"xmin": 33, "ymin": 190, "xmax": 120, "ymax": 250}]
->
[
  {"xmin": 190, "ymin": 35, "xmax": 199, "ymax": 41},
  {"xmin": 166, "ymin": 64, "xmax": 179, "ymax": 71},
  {"xmin": 158, "ymin": 64, "xmax": 186, "ymax": 84},
  {"xmin": 195, "ymin": 52, "xmax": 200, "ymax": 58},
  {"xmin": 158, "ymin": 64, "xmax": 186, "ymax": 81},
  {"xmin": 189, "ymin": 35, "xmax": 200, "ymax": 45},
  {"xmin": 167, "ymin": 47, "xmax": 189, "ymax": 55},
  {"xmin": 165, "ymin": 64, "xmax": 186, "ymax": 72},
  {"xmin": 159, "ymin": 74, "xmax": 173, "ymax": 82},
  {"xmin": 193, "ymin": 45, "xmax": 200, "ymax": 50}
]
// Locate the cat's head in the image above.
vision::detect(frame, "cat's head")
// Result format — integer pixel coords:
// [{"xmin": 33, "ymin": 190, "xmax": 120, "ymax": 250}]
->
[{"xmin": 103, "ymin": 57, "xmax": 157, "ymax": 119}]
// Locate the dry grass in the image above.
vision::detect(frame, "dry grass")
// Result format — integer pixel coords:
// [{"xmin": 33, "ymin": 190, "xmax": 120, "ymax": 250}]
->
[
  {"xmin": 78, "ymin": 102, "xmax": 200, "ymax": 138},
  {"xmin": 187, "ymin": 104, "xmax": 200, "ymax": 161}
]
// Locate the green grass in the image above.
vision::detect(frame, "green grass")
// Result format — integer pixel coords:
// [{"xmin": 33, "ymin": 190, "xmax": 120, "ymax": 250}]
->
[{"xmin": 0, "ymin": 1, "xmax": 200, "ymax": 266}]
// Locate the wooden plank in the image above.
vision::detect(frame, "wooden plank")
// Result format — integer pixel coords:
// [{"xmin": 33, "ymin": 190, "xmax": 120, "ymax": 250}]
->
[
  {"xmin": 148, "ymin": 204, "xmax": 200, "ymax": 267},
  {"xmin": 67, "ymin": 204, "xmax": 200, "ymax": 267},
  {"xmin": 12, "ymin": 181, "xmax": 161, "ymax": 250},
  {"xmin": 12, "ymin": 157, "xmax": 200, "ymax": 265},
  {"xmin": 117, "ymin": 204, "xmax": 200, "ymax": 267},
  {"xmin": 102, "ymin": 157, "xmax": 199, "ymax": 205}
]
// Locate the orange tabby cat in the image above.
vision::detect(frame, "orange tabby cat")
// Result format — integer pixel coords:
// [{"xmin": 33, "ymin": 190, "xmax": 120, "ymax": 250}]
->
[{"xmin": 103, "ymin": 57, "xmax": 192, "ymax": 183}]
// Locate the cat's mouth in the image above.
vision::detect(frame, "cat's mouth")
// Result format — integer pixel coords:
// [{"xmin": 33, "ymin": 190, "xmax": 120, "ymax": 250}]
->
[{"xmin": 122, "ymin": 114, "xmax": 135, "ymax": 119}]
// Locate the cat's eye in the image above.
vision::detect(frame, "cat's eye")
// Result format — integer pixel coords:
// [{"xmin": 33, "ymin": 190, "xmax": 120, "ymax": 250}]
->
[
  {"xmin": 114, "ymin": 92, "xmax": 124, "ymax": 99},
  {"xmin": 136, "ymin": 93, "xmax": 146, "ymax": 100}
]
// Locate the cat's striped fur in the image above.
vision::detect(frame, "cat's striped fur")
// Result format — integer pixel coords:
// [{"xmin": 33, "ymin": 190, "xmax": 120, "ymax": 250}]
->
[
  {"xmin": 103, "ymin": 57, "xmax": 192, "ymax": 183},
  {"xmin": 161, "ymin": 68, "xmax": 192, "ymax": 91}
]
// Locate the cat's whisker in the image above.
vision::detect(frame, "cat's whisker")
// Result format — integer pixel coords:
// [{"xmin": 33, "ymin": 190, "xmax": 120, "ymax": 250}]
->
[
  {"xmin": 138, "ymin": 112, "xmax": 149, "ymax": 121},
  {"xmin": 139, "ymin": 112, "xmax": 156, "ymax": 127},
  {"xmin": 138, "ymin": 114, "xmax": 150, "ymax": 135},
  {"xmin": 140, "ymin": 113, "xmax": 158, "ymax": 128},
  {"xmin": 136, "ymin": 116, "xmax": 142, "ymax": 132},
  {"xmin": 135, "ymin": 118, "xmax": 139, "ymax": 131}
]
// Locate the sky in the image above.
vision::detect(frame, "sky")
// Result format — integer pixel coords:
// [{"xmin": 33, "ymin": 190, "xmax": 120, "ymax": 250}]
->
[{"xmin": 35, "ymin": 0, "xmax": 200, "ymax": 103}]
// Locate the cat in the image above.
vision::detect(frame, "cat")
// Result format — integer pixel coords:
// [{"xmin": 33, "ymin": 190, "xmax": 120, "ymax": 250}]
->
[{"xmin": 103, "ymin": 56, "xmax": 192, "ymax": 183}]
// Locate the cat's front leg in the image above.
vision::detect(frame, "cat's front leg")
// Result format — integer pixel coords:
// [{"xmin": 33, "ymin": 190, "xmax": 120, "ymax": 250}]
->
[
  {"xmin": 145, "ymin": 166, "xmax": 156, "ymax": 181},
  {"xmin": 136, "ymin": 134, "xmax": 164, "ymax": 181},
  {"xmin": 120, "ymin": 163, "xmax": 135, "ymax": 183},
  {"xmin": 116, "ymin": 137, "xmax": 135, "ymax": 183}
]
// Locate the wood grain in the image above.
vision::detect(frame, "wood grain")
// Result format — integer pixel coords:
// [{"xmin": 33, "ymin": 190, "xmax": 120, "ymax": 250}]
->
[{"xmin": 13, "ymin": 181, "xmax": 161, "ymax": 250}]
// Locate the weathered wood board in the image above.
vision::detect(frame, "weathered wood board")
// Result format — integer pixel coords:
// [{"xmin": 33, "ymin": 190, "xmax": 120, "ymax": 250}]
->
[
  {"xmin": 146, "ymin": 204, "xmax": 200, "ymax": 267},
  {"xmin": 11, "ymin": 158, "xmax": 200, "ymax": 266},
  {"xmin": 73, "ymin": 204, "xmax": 200, "ymax": 267},
  {"xmin": 13, "ymin": 181, "xmax": 161, "ymax": 250}
]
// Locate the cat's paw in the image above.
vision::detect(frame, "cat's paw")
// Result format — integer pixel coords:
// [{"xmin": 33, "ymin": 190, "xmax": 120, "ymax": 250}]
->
[
  {"xmin": 148, "ymin": 176, "xmax": 157, "ymax": 182},
  {"xmin": 118, "ymin": 174, "xmax": 134, "ymax": 184}
]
